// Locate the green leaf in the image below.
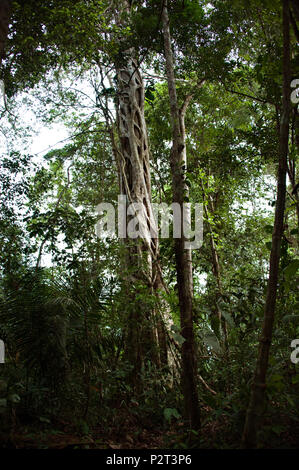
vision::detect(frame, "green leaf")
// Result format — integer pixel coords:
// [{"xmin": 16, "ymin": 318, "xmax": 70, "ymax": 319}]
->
[
  {"xmin": 284, "ymin": 260, "xmax": 299, "ymax": 281},
  {"xmin": 268, "ymin": 374, "xmax": 284, "ymax": 392},
  {"xmin": 170, "ymin": 325, "xmax": 185, "ymax": 345},
  {"xmin": 172, "ymin": 332, "xmax": 185, "ymax": 346},
  {"xmin": 291, "ymin": 375, "xmax": 299, "ymax": 385},
  {"xmin": 271, "ymin": 425, "xmax": 284, "ymax": 436},
  {"xmin": 163, "ymin": 407, "xmax": 180, "ymax": 423},
  {"xmin": 221, "ymin": 310, "xmax": 235, "ymax": 328},
  {"xmin": 282, "ymin": 314, "xmax": 299, "ymax": 323}
]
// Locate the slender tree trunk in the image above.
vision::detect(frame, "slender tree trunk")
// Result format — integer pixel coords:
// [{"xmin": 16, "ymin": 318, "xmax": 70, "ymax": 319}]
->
[
  {"xmin": 162, "ymin": 0, "xmax": 200, "ymax": 429},
  {"xmin": 242, "ymin": 0, "xmax": 291, "ymax": 448},
  {"xmin": 201, "ymin": 182, "xmax": 228, "ymax": 347}
]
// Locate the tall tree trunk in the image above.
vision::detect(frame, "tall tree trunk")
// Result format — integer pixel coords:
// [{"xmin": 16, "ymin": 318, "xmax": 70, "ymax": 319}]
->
[
  {"xmin": 242, "ymin": 0, "xmax": 291, "ymax": 448},
  {"xmin": 110, "ymin": 0, "xmax": 171, "ymax": 384},
  {"xmin": 115, "ymin": 52, "xmax": 162, "ymax": 376},
  {"xmin": 162, "ymin": 0, "xmax": 200, "ymax": 429}
]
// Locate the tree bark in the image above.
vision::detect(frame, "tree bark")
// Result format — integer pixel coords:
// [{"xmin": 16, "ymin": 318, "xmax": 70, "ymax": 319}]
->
[
  {"xmin": 162, "ymin": 0, "xmax": 201, "ymax": 429},
  {"xmin": 242, "ymin": 0, "xmax": 291, "ymax": 448},
  {"xmin": 110, "ymin": 0, "xmax": 172, "ymax": 384},
  {"xmin": 115, "ymin": 52, "xmax": 162, "ymax": 374}
]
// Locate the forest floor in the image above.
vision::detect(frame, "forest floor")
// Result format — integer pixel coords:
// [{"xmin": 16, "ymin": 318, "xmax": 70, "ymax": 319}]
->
[
  {"xmin": 3, "ymin": 409, "xmax": 299, "ymax": 449},
  {"xmin": 5, "ymin": 423, "xmax": 174, "ymax": 449}
]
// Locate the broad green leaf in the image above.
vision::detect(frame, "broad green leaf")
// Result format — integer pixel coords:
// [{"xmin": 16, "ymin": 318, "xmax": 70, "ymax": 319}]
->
[
  {"xmin": 163, "ymin": 407, "xmax": 180, "ymax": 422},
  {"xmin": 221, "ymin": 311, "xmax": 235, "ymax": 328},
  {"xmin": 284, "ymin": 260, "xmax": 299, "ymax": 281}
]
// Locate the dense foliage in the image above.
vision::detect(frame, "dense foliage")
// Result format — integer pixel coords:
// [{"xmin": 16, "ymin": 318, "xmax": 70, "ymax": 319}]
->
[{"xmin": 0, "ymin": 0, "xmax": 298, "ymax": 449}]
